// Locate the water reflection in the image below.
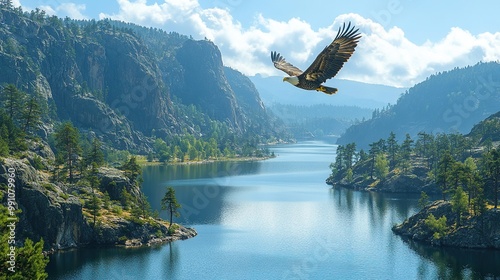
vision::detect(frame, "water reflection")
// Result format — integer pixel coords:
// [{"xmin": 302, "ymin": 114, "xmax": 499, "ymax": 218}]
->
[
  {"xmin": 165, "ymin": 243, "xmax": 179, "ymax": 276},
  {"xmin": 329, "ymin": 185, "xmax": 420, "ymax": 231},
  {"xmin": 142, "ymin": 161, "xmax": 262, "ymax": 225},
  {"xmin": 402, "ymin": 237, "xmax": 500, "ymax": 279},
  {"xmin": 47, "ymin": 245, "xmax": 166, "ymax": 280}
]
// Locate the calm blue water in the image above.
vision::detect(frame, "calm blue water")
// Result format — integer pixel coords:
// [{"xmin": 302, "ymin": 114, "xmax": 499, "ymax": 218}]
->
[{"xmin": 47, "ymin": 141, "xmax": 500, "ymax": 279}]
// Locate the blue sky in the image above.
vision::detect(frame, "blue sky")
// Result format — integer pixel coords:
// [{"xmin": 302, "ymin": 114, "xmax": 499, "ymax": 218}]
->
[{"xmin": 13, "ymin": 0, "xmax": 500, "ymax": 87}]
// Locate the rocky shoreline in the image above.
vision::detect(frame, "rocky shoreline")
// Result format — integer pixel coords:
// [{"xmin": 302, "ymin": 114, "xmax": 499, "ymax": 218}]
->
[
  {"xmin": 326, "ymin": 161, "xmax": 441, "ymax": 194},
  {"xmin": 392, "ymin": 200, "xmax": 500, "ymax": 249},
  {"xmin": 0, "ymin": 157, "xmax": 197, "ymax": 254},
  {"xmin": 123, "ymin": 226, "xmax": 197, "ymax": 248}
]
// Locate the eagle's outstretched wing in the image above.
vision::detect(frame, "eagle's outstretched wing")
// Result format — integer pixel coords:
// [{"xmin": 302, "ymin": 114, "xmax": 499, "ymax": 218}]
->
[
  {"xmin": 302, "ymin": 22, "xmax": 361, "ymax": 83},
  {"xmin": 271, "ymin": 51, "xmax": 303, "ymax": 77}
]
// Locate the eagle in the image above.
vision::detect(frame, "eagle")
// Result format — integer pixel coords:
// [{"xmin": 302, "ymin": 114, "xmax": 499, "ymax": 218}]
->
[{"xmin": 271, "ymin": 22, "xmax": 361, "ymax": 95}]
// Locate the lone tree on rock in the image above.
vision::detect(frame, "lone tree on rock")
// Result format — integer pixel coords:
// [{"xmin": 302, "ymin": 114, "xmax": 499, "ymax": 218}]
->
[{"xmin": 161, "ymin": 186, "xmax": 181, "ymax": 232}]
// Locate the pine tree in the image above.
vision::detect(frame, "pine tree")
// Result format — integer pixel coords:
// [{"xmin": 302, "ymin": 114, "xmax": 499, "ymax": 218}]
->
[
  {"xmin": 121, "ymin": 156, "xmax": 141, "ymax": 184},
  {"xmin": 22, "ymin": 95, "xmax": 42, "ymax": 135},
  {"xmin": 0, "ymin": 0, "xmax": 14, "ymax": 9},
  {"xmin": 451, "ymin": 186, "xmax": 468, "ymax": 226},
  {"xmin": 161, "ymin": 187, "xmax": 181, "ymax": 232},
  {"xmin": 54, "ymin": 121, "xmax": 81, "ymax": 183},
  {"xmin": 416, "ymin": 132, "xmax": 435, "ymax": 168},
  {"xmin": 85, "ymin": 137, "xmax": 105, "ymax": 168},
  {"xmin": 436, "ymin": 151, "xmax": 455, "ymax": 200},
  {"xmin": 386, "ymin": 132, "xmax": 398, "ymax": 169},
  {"xmin": 1, "ymin": 84, "xmax": 24, "ymax": 124},
  {"xmin": 462, "ymin": 157, "xmax": 482, "ymax": 208},
  {"xmin": 343, "ymin": 143, "xmax": 357, "ymax": 170},
  {"xmin": 399, "ymin": 134, "xmax": 414, "ymax": 173},
  {"xmin": 418, "ymin": 191, "xmax": 430, "ymax": 209},
  {"xmin": 483, "ymin": 148, "xmax": 500, "ymax": 208}
]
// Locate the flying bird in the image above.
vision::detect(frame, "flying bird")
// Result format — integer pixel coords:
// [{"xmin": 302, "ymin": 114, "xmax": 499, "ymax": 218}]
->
[{"xmin": 271, "ymin": 22, "xmax": 361, "ymax": 95}]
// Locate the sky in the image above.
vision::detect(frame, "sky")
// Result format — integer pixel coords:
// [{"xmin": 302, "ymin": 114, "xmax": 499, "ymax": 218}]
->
[{"xmin": 12, "ymin": 0, "xmax": 500, "ymax": 88}]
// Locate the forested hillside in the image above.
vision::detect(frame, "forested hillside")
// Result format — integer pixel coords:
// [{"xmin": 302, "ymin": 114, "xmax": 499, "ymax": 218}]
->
[
  {"xmin": 338, "ymin": 62, "xmax": 500, "ymax": 148},
  {"xmin": 269, "ymin": 104, "xmax": 372, "ymax": 139},
  {"xmin": 0, "ymin": 6, "xmax": 288, "ymax": 154}
]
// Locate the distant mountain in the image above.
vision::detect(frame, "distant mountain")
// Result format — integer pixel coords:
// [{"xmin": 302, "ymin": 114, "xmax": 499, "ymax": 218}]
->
[
  {"xmin": 269, "ymin": 104, "xmax": 372, "ymax": 139},
  {"xmin": 338, "ymin": 62, "xmax": 500, "ymax": 148},
  {"xmin": 250, "ymin": 75, "xmax": 404, "ymax": 108},
  {"xmin": 0, "ymin": 8, "xmax": 287, "ymax": 151}
]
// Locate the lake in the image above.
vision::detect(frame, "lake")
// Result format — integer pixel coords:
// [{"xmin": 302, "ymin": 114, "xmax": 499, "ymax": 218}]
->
[{"xmin": 46, "ymin": 141, "xmax": 500, "ymax": 279}]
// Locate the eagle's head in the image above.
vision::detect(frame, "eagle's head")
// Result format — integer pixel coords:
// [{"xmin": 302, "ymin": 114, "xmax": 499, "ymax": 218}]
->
[{"xmin": 283, "ymin": 76, "xmax": 299, "ymax": 86}]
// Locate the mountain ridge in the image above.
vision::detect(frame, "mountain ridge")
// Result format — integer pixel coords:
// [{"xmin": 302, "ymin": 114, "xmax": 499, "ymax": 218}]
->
[{"xmin": 337, "ymin": 62, "xmax": 500, "ymax": 148}]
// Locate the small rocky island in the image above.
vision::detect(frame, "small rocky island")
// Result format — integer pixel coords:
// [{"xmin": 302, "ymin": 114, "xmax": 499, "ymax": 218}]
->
[{"xmin": 393, "ymin": 200, "xmax": 500, "ymax": 249}]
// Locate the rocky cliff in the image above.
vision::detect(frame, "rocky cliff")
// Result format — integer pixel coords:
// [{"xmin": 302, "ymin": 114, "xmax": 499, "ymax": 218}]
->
[
  {"xmin": 393, "ymin": 200, "xmax": 500, "ymax": 249},
  {"xmin": 174, "ymin": 40, "xmax": 241, "ymax": 131},
  {"xmin": 0, "ymin": 8, "xmax": 285, "ymax": 151}
]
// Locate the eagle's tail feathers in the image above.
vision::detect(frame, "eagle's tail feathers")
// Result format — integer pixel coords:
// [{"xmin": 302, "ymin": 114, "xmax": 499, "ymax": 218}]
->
[{"xmin": 317, "ymin": 86, "xmax": 338, "ymax": 95}]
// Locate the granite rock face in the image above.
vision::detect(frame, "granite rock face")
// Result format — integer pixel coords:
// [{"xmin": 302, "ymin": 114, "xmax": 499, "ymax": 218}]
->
[
  {"xmin": 0, "ymin": 158, "xmax": 93, "ymax": 250},
  {"xmin": 0, "ymin": 8, "xmax": 284, "ymax": 150}
]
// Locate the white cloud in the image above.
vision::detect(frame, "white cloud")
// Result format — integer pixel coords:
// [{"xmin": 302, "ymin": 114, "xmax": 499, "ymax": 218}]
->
[
  {"xmin": 99, "ymin": 0, "xmax": 199, "ymax": 25},
  {"xmin": 341, "ymin": 14, "xmax": 500, "ymax": 86},
  {"xmin": 57, "ymin": 3, "xmax": 88, "ymax": 20},
  {"xmin": 96, "ymin": 1, "xmax": 500, "ymax": 87},
  {"xmin": 25, "ymin": 2, "xmax": 88, "ymax": 20}
]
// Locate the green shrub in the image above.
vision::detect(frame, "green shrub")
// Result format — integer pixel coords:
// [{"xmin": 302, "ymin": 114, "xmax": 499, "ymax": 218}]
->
[
  {"xmin": 424, "ymin": 213, "xmax": 447, "ymax": 239},
  {"xmin": 42, "ymin": 183, "xmax": 56, "ymax": 193},
  {"xmin": 112, "ymin": 205, "xmax": 123, "ymax": 215},
  {"xmin": 32, "ymin": 155, "xmax": 44, "ymax": 170},
  {"xmin": 168, "ymin": 223, "xmax": 179, "ymax": 235}
]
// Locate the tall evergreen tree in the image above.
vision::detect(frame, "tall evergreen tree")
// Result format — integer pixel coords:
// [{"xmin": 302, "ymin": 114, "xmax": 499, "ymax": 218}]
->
[
  {"xmin": 1, "ymin": 84, "xmax": 24, "ymax": 124},
  {"xmin": 451, "ymin": 186, "xmax": 469, "ymax": 226},
  {"xmin": 121, "ymin": 156, "xmax": 141, "ymax": 184},
  {"xmin": 483, "ymin": 148, "xmax": 500, "ymax": 208},
  {"xmin": 161, "ymin": 186, "xmax": 181, "ymax": 231},
  {"xmin": 22, "ymin": 95, "xmax": 42, "ymax": 135},
  {"xmin": 343, "ymin": 143, "xmax": 357, "ymax": 170},
  {"xmin": 416, "ymin": 132, "xmax": 435, "ymax": 168},
  {"xmin": 54, "ymin": 121, "xmax": 81, "ymax": 183},
  {"xmin": 0, "ymin": 0, "xmax": 14, "ymax": 9},
  {"xmin": 436, "ymin": 151, "xmax": 455, "ymax": 200},
  {"xmin": 386, "ymin": 132, "xmax": 398, "ymax": 169},
  {"xmin": 399, "ymin": 134, "xmax": 414, "ymax": 173},
  {"xmin": 462, "ymin": 157, "xmax": 482, "ymax": 208},
  {"xmin": 85, "ymin": 137, "xmax": 105, "ymax": 168}
]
